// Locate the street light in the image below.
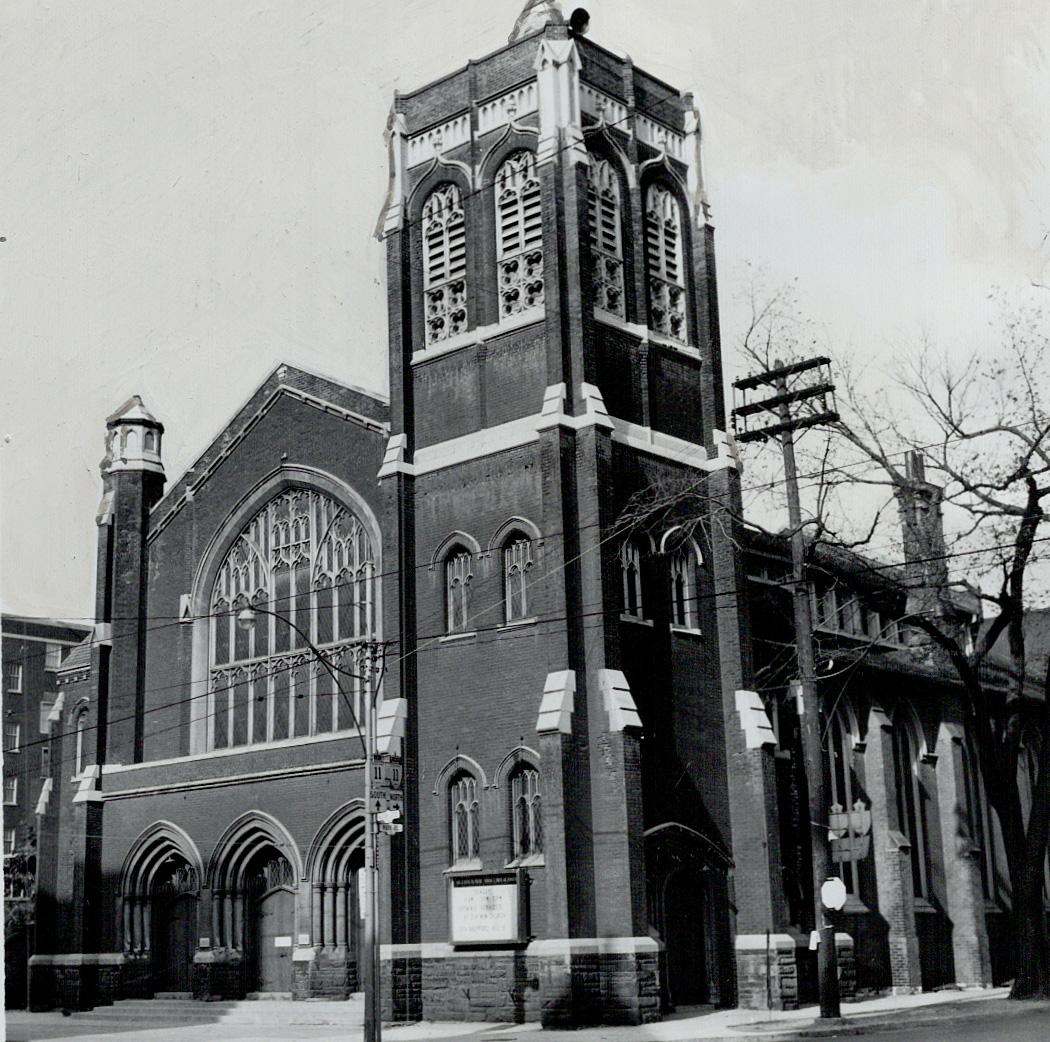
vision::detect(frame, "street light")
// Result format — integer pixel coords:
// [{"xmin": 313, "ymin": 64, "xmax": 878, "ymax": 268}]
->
[{"xmin": 235, "ymin": 607, "xmax": 385, "ymax": 1042}]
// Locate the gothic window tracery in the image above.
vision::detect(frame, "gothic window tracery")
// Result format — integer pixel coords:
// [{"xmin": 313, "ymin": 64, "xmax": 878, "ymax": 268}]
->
[
  {"xmin": 495, "ymin": 151, "xmax": 544, "ymax": 319},
  {"xmin": 510, "ymin": 765, "xmax": 542, "ymax": 860},
  {"xmin": 503, "ymin": 535, "xmax": 533, "ymax": 623},
  {"xmin": 669, "ymin": 548, "xmax": 697, "ymax": 629},
  {"xmin": 588, "ymin": 158, "xmax": 625, "ymax": 317},
  {"xmin": 209, "ymin": 489, "xmax": 376, "ymax": 751},
  {"xmin": 445, "ymin": 548, "xmax": 474, "ymax": 634},
  {"xmin": 422, "ymin": 183, "xmax": 468, "ymax": 346},
  {"xmin": 892, "ymin": 709, "xmax": 930, "ymax": 898},
  {"xmin": 620, "ymin": 539, "xmax": 645, "ymax": 619},
  {"xmin": 450, "ymin": 772, "xmax": 480, "ymax": 865},
  {"xmin": 645, "ymin": 184, "xmax": 686, "ymax": 341}
]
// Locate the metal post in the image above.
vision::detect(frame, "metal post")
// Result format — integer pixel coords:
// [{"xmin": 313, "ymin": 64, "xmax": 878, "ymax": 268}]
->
[
  {"xmin": 362, "ymin": 641, "xmax": 381, "ymax": 1042},
  {"xmin": 775, "ymin": 369, "xmax": 841, "ymax": 1019}
]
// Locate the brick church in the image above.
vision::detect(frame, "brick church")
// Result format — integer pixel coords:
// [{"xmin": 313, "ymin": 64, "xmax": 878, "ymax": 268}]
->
[{"xmin": 31, "ymin": 0, "xmax": 1025, "ymax": 1026}]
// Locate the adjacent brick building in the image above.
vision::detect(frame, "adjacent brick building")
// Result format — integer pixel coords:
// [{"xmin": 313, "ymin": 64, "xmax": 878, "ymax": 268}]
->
[{"xmin": 30, "ymin": 1, "xmax": 1031, "ymax": 1026}]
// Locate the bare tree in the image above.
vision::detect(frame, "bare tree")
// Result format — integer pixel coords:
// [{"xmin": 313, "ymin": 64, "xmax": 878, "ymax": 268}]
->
[{"xmin": 624, "ymin": 278, "xmax": 1050, "ymax": 997}]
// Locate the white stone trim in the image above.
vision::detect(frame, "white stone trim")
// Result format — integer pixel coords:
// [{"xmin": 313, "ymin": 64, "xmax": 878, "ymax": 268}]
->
[
  {"xmin": 635, "ymin": 113, "xmax": 685, "ymax": 160},
  {"xmin": 99, "ymin": 756, "xmax": 364, "ymax": 800},
  {"xmin": 410, "ymin": 309, "xmax": 544, "ymax": 366},
  {"xmin": 379, "ymin": 936, "xmax": 661, "ymax": 960},
  {"xmin": 407, "ymin": 113, "xmax": 471, "ymax": 167},
  {"xmin": 734, "ymin": 933, "xmax": 797, "ymax": 952},
  {"xmin": 536, "ymin": 669, "xmax": 575, "ymax": 735},
  {"xmin": 610, "ymin": 418, "xmax": 707, "ymax": 468},
  {"xmin": 29, "ymin": 953, "xmax": 126, "ymax": 967},
  {"xmin": 580, "ymin": 84, "xmax": 629, "ymax": 129},
  {"xmin": 477, "ymin": 81, "xmax": 539, "ymax": 135},
  {"xmin": 597, "ymin": 668, "xmax": 642, "ymax": 732}
]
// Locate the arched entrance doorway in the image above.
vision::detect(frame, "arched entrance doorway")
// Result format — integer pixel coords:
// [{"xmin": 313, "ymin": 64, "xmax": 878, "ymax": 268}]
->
[
  {"xmin": 243, "ymin": 850, "xmax": 296, "ymax": 993},
  {"xmin": 151, "ymin": 862, "xmax": 199, "ymax": 992},
  {"xmin": 646, "ymin": 822, "xmax": 732, "ymax": 1010},
  {"xmin": 121, "ymin": 823, "xmax": 204, "ymax": 997},
  {"xmin": 663, "ymin": 867, "xmax": 712, "ymax": 1005}
]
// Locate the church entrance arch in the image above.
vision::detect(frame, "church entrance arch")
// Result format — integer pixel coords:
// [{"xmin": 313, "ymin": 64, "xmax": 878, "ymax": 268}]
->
[
  {"xmin": 646, "ymin": 822, "xmax": 731, "ymax": 1010},
  {"xmin": 243, "ymin": 851, "xmax": 296, "ymax": 993},
  {"xmin": 207, "ymin": 812, "xmax": 303, "ymax": 996},
  {"xmin": 120, "ymin": 823, "xmax": 204, "ymax": 997}
]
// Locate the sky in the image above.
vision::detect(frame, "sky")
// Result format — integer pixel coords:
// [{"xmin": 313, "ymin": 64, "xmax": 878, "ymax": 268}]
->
[{"xmin": 2, "ymin": 0, "xmax": 1049, "ymax": 619}]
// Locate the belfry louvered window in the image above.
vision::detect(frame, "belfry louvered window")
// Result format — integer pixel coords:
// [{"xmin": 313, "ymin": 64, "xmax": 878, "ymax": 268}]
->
[
  {"xmin": 588, "ymin": 159, "xmax": 625, "ymax": 317},
  {"xmin": 422, "ymin": 184, "xmax": 467, "ymax": 346},
  {"xmin": 645, "ymin": 184, "xmax": 687, "ymax": 341},
  {"xmin": 450, "ymin": 772, "xmax": 480, "ymax": 864},
  {"xmin": 495, "ymin": 151, "xmax": 544, "ymax": 319},
  {"xmin": 209, "ymin": 489, "xmax": 376, "ymax": 751}
]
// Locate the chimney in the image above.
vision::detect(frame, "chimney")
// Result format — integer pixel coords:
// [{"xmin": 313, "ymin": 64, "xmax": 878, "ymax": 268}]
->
[{"xmin": 896, "ymin": 450, "xmax": 948, "ymax": 625}]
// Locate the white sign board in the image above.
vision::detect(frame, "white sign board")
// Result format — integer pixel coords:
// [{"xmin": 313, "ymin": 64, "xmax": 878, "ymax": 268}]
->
[{"xmin": 449, "ymin": 874, "xmax": 522, "ymax": 946}]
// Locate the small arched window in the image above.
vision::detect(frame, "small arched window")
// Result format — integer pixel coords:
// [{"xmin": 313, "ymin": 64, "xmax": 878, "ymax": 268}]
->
[
  {"xmin": 510, "ymin": 765, "xmax": 543, "ymax": 860},
  {"xmin": 892, "ymin": 710, "xmax": 930, "ymax": 898},
  {"xmin": 422, "ymin": 183, "xmax": 468, "ymax": 346},
  {"xmin": 503, "ymin": 535, "xmax": 533, "ymax": 624},
  {"xmin": 645, "ymin": 184, "xmax": 686, "ymax": 341},
  {"xmin": 450, "ymin": 772, "xmax": 481, "ymax": 865},
  {"xmin": 620, "ymin": 538, "xmax": 646, "ymax": 619},
  {"xmin": 588, "ymin": 158, "xmax": 625, "ymax": 317},
  {"xmin": 495, "ymin": 151, "xmax": 544, "ymax": 320},
  {"xmin": 669, "ymin": 548, "xmax": 698, "ymax": 629},
  {"xmin": 445, "ymin": 548, "xmax": 474, "ymax": 634},
  {"xmin": 74, "ymin": 707, "xmax": 89, "ymax": 776}
]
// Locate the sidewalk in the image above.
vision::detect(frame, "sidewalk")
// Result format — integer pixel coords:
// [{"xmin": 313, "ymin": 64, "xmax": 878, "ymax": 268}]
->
[{"xmin": 5, "ymin": 986, "xmax": 1034, "ymax": 1042}]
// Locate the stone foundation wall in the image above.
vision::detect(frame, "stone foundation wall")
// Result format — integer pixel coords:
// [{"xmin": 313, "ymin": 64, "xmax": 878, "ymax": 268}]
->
[
  {"xmin": 28, "ymin": 956, "xmax": 124, "ymax": 1012},
  {"xmin": 293, "ymin": 953, "xmax": 357, "ymax": 1000},
  {"xmin": 381, "ymin": 945, "xmax": 661, "ymax": 1027},
  {"xmin": 192, "ymin": 952, "xmax": 244, "ymax": 1000},
  {"xmin": 734, "ymin": 934, "xmax": 799, "ymax": 1010}
]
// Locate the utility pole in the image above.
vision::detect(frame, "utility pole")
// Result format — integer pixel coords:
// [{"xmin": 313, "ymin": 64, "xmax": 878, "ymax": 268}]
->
[{"xmin": 733, "ymin": 356, "xmax": 842, "ymax": 1019}]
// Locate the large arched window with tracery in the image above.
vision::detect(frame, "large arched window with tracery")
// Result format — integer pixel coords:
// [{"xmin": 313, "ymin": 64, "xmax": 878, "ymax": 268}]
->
[
  {"xmin": 645, "ymin": 183, "xmax": 686, "ymax": 341},
  {"xmin": 209, "ymin": 489, "xmax": 376, "ymax": 751},
  {"xmin": 495, "ymin": 150, "xmax": 544, "ymax": 320},
  {"xmin": 892, "ymin": 709, "xmax": 931, "ymax": 899},
  {"xmin": 588, "ymin": 158, "xmax": 625, "ymax": 317},
  {"xmin": 422, "ymin": 183, "xmax": 468, "ymax": 346}
]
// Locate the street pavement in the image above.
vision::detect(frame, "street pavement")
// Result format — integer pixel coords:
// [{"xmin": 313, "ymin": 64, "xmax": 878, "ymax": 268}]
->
[{"xmin": 6, "ymin": 988, "xmax": 1050, "ymax": 1042}]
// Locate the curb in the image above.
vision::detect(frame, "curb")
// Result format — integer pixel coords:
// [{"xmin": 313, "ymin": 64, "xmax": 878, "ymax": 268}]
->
[{"xmin": 713, "ymin": 997, "xmax": 1046, "ymax": 1041}]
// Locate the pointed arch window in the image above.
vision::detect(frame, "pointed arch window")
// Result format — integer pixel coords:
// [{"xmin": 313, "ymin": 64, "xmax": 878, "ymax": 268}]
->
[
  {"xmin": 209, "ymin": 489, "xmax": 376, "ymax": 751},
  {"xmin": 495, "ymin": 151, "xmax": 544, "ymax": 319},
  {"xmin": 422, "ymin": 183, "xmax": 468, "ymax": 346},
  {"xmin": 892, "ymin": 711, "xmax": 930, "ymax": 898},
  {"xmin": 74, "ymin": 708, "xmax": 89, "ymax": 776},
  {"xmin": 446, "ymin": 548, "xmax": 474, "ymax": 634},
  {"xmin": 669, "ymin": 547, "xmax": 699, "ymax": 629},
  {"xmin": 510, "ymin": 765, "xmax": 543, "ymax": 860},
  {"xmin": 645, "ymin": 184, "xmax": 686, "ymax": 341},
  {"xmin": 620, "ymin": 539, "xmax": 646, "ymax": 620},
  {"xmin": 503, "ymin": 535, "xmax": 533, "ymax": 623},
  {"xmin": 450, "ymin": 772, "xmax": 481, "ymax": 865},
  {"xmin": 960, "ymin": 739, "xmax": 994, "ymax": 900},
  {"xmin": 588, "ymin": 158, "xmax": 625, "ymax": 317}
]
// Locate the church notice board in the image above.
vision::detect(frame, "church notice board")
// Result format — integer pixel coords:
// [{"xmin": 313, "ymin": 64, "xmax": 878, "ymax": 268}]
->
[{"xmin": 448, "ymin": 870, "xmax": 528, "ymax": 946}]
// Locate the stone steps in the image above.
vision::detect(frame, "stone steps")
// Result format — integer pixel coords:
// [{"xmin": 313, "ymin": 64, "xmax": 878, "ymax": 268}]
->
[{"xmin": 58, "ymin": 995, "xmax": 365, "ymax": 1027}]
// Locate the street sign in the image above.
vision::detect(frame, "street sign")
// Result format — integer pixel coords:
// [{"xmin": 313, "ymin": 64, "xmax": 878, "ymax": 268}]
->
[
  {"xmin": 371, "ymin": 761, "xmax": 403, "ymax": 789},
  {"xmin": 831, "ymin": 833, "xmax": 871, "ymax": 863},
  {"xmin": 376, "ymin": 809, "xmax": 401, "ymax": 824},
  {"xmin": 379, "ymin": 822, "xmax": 404, "ymax": 835},
  {"xmin": 371, "ymin": 792, "xmax": 403, "ymax": 816}
]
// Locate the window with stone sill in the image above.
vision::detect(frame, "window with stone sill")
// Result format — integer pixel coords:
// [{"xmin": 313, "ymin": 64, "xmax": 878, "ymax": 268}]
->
[
  {"xmin": 3, "ymin": 777, "xmax": 17, "ymax": 806},
  {"xmin": 645, "ymin": 184, "xmax": 686, "ymax": 342},
  {"xmin": 588, "ymin": 158, "xmax": 625, "ymax": 318},
  {"xmin": 422, "ymin": 183, "xmax": 468, "ymax": 347},
  {"xmin": 445, "ymin": 549, "xmax": 474, "ymax": 635},
  {"xmin": 510, "ymin": 765, "xmax": 543, "ymax": 860},
  {"xmin": 495, "ymin": 151, "xmax": 544, "ymax": 320},
  {"xmin": 208, "ymin": 488, "xmax": 376, "ymax": 752},
  {"xmin": 4, "ymin": 829, "xmax": 15, "ymax": 857},
  {"xmin": 503, "ymin": 536, "xmax": 533, "ymax": 624},
  {"xmin": 4, "ymin": 725, "xmax": 19, "ymax": 753},
  {"xmin": 450, "ymin": 772, "xmax": 481, "ymax": 866}
]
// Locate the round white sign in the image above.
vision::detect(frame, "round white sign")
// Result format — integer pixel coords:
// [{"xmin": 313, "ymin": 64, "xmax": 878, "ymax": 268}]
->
[{"xmin": 820, "ymin": 876, "xmax": 848, "ymax": 911}]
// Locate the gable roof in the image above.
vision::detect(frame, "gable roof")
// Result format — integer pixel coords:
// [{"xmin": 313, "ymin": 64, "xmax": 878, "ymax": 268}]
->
[{"xmin": 148, "ymin": 364, "xmax": 389, "ymax": 540}]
